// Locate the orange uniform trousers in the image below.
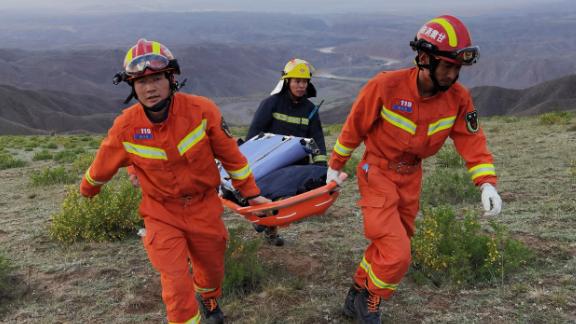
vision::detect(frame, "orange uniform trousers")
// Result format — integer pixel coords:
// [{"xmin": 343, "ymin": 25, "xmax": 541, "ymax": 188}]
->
[
  {"xmin": 353, "ymin": 157, "xmax": 422, "ymax": 300},
  {"xmin": 140, "ymin": 191, "xmax": 227, "ymax": 323}
]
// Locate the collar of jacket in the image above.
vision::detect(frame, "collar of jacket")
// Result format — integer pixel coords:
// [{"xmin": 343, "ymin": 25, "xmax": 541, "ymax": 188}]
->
[{"xmin": 281, "ymin": 89, "xmax": 307, "ymax": 106}]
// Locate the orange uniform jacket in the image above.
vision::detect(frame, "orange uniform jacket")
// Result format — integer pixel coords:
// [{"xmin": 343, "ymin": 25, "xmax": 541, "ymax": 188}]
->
[
  {"xmin": 80, "ymin": 92, "xmax": 260, "ymax": 201},
  {"xmin": 330, "ymin": 67, "xmax": 497, "ymax": 186}
]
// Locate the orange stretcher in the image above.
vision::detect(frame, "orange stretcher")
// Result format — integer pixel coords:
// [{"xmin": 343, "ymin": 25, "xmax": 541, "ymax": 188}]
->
[{"xmin": 220, "ymin": 173, "xmax": 347, "ymax": 227}]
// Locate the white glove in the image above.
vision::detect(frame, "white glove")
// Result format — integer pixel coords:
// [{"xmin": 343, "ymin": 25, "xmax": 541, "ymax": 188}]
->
[
  {"xmin": 326, "ymin": 167, "xmax": 343, "ymax": 185},
  {"xmin": 481, "ymin": 183, "xmax": 502, "ymax": 216}
]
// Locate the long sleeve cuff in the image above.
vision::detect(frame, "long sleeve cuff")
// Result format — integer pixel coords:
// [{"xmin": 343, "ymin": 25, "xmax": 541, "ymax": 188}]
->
[{"xmin": 80, "ymin": 178, "xmax": 101, "ymax": 197}]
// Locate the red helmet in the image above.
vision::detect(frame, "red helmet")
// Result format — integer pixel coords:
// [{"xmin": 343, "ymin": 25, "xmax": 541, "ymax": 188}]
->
[
  {"xmin": 122, "ymin": 39, "xmax": 180, "ymax": 79},
  {"xmin": 410, "ymin": 15, "xmax": 479, "ymax": 65}
]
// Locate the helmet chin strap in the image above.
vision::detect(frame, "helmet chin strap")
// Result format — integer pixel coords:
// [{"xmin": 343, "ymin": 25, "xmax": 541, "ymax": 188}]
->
[
  {"xmin": 143, "ymin": 96, "xmax": 171, "ymax": 112},
  {"xmin": 142, "ymin": 96, "xmax": 172, "ymax": 123},
  {"xmin": 415, "ymin": 54, "xmax": 458, "ymax": 93}
]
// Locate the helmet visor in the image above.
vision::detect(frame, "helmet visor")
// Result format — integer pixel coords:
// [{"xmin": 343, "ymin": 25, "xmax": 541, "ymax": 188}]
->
[
  {"xmin": 125, "ymin": 54, "xmax": 170, "ymax": 76},
  {"xmin": 438, "ymin": 46, "xmax": 480, "ymax": 65}
]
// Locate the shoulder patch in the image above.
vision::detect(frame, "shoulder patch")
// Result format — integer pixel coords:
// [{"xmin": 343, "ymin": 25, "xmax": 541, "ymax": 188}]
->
[
  {"xmin": 465, "ymin": 110, "xmax": 479, "ymax": 133},
  {"xmin": 221, "ymin": 117, "xmax": 233, "ymax": 138}
]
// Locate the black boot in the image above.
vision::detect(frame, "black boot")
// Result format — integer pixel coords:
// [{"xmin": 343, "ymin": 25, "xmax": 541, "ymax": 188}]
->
[
  {"xmin": 264, "ymin": 227, "xmax": 284, "ymax": 246},
  {"xmin": 342, "ymin": 283, "xmax": 364, "ymax": 318},
  {"xmin": 253, "ymin": 223, "xmax": 266, "ymax": 233},
  {"xmin": 354, "ymin": 289, "xmax": 382, "ymax": 324},
  {"xmin": 196, "ymin": 294, "xmax": 224, "ymax": 324}
]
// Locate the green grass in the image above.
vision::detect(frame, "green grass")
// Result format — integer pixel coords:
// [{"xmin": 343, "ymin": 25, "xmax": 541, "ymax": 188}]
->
[
  {"xmin": 53, "ymin": 149, "xmax": 85, "ymax": 163},
  {"xmin": 42, "ymin": 142, "xmax": 59, "ymax": 150},
  {"xmin": 0, "ymin": 252, "xmax": 18, "ymax": 317},
  {"xmin": 30, "ymin": 166, "xmax": 78, "ymax": 186},
  {"xmin": 0, "ymin": 252, "xmax": 11, "ymax": 296},
  {"xmin": 341, "ymin": 153, "xmax": 361, "ymax": 179},
  {"xmin": 71, "ymin": 152, "xmax": 95, "ymax": 176},
  {"xmin": 0, "ymin": 136, "xmax": 28, "ymax": 149},
  {"xmin": 224, "ymin": 226, "xmax": 265, "ymax": 296},
  {"xmin": 1, "ymin": 116, "xmax": 575, "ymax": 323},
  {"xmin": 32, "ymin": 150, "xmax": 53, "ymax": 161},
  {"xmin": 87, "ymin": 138, "xmax": 102, "ymax": 149},
  {"xmin": 0, "ymin": 154, "xmax": 27, "ymax": 170},
  {"xmin": 421, "ymin": 168, "xmax": 479, "ymax": 206},
  {"xmin": 322, "ymin": 124, "xmax": 343, "ymax": 137},
  {"xmin": 434, "ymin": 143, "xmax": 464, "ymax": 169},
  {"xmin": 230, "ymin": 126, "xmax": 249, "ymax": 138},
  {"xmin": 539, "ymin": 111, "xmax": 572, "ymax": 125}
]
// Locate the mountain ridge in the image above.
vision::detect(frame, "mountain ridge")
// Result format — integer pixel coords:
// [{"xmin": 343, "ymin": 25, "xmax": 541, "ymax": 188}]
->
[
  {"xmin": 2, "ymin": 74, "xmax": 575, "ymax": 134},
  {"xmin": 320, "ymin": 74, "xmax": 576, "ymax": 124}
]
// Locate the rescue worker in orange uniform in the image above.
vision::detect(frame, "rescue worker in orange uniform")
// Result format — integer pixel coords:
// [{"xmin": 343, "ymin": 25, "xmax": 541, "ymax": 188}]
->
[
  {"xmin": 80, "ymin": 39, "xmax": 269, "ymax": 324},
  {"xmin": 326, "ymin": 16, "xmax": 502, "ymax": 323}
]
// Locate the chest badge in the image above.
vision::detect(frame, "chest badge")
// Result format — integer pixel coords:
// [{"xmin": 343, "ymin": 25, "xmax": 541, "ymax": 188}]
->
[
  {"xmin": 465, "ymin": 110, "xmax": 479, "ymax": 133},
  {"xmin": 392, "ymin": 98, "xmax": 414, "ymax": 113},
  {"xmin": 134, "ymin": 127, "xmax": 153, "ymax": 140}
]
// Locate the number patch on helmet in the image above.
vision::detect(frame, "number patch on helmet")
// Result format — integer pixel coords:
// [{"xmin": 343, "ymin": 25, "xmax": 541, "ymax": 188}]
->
[{"xmin": 465, "ymin": 110, "xmax": 479, "ymax": 133}]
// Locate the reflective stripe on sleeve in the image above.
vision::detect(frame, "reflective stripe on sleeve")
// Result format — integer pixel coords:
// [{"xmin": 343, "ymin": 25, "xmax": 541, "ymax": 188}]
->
[
  {"xmin": 313, "ymin": 155, "xmax": 327, "ymax": 163},
  {"xmin": 226, "ymin": 164, "xmax": 252, "ymax": 180},
  {"xmin": 468, "ymin": 163, "xmax": 496, "ymax": 180},
  {"xmin": 333, "ymin": 139, "xmax": 353, "ymax": 157},
  {"xmin": 84, "ymin": 167, "xmax": 106, "ymax": 186}
]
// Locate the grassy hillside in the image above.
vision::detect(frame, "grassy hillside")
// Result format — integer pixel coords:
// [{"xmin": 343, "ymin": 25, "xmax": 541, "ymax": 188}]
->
[{"xmin": 0, "ymin": 115, "xmax": 575, "ymax": 323}]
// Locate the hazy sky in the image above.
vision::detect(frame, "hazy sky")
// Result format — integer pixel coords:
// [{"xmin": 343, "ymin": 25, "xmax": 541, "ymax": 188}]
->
[{"xmin": 0, "ymin": 0, "xmax": 566, "ymax": 15}]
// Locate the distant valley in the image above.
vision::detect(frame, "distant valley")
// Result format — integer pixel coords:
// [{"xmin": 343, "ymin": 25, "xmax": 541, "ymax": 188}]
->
[{"xmin": 0, "ymin": 6, "xmax": 575, "ymax": 134}]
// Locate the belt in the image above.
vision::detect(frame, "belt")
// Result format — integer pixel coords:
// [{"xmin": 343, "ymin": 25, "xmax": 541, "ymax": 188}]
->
[
  {"xmin": 152, "ymin": 192, "xmax": 207, "ymax": 208},
  {"xmin": 363, "ymin": 152, "xmax": 421, "ymax": 175}
]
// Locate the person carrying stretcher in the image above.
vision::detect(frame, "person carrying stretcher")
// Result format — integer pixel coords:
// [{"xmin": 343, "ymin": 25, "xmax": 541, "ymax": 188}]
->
[{"xmin": 245, "ymin": 58, "xmax": 328, "ymax": 246}]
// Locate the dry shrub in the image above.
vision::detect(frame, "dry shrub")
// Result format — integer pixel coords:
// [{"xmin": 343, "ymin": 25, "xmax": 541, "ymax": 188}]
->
[
  {"xmin": 50, "ymin": 172, "xmax": 142, "ymax": 243},
  {"xmin": 411, "ymin": 206, "xmax": 534, "ymax": 287}
]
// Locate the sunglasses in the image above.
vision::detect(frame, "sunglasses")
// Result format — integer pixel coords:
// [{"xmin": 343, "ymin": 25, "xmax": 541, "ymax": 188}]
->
[
  {"xmin": 438, "ymin": 46, "xmax": 480, "ymax": 65},
  {"xmin": 125, "ymin": 54, "xmax": 170, "ymax": 76}
]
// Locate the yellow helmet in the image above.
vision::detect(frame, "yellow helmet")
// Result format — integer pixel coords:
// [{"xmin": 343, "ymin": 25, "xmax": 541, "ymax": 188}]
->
[{"xmin": 281, "ymin": 58, "xmax": 314, "ymax": 80}]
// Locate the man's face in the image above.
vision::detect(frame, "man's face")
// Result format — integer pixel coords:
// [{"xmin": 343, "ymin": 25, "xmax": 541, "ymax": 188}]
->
[
  {"xmin": 133, "ymin": 73, "xmax": 171, "ymax": 107},
  {"xmin": 433, "ymin": 58, "xmax": 462, "ymax": 87},
  {"xmin": 288, "ymin": 78, "xmax": 309, "ymax": 98}
]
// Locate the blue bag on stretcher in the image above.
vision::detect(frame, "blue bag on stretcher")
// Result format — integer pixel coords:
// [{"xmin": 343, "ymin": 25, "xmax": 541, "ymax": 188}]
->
[{"xmin": 218, "ymin": 133, "xmax": 319, "ymax": 193}]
